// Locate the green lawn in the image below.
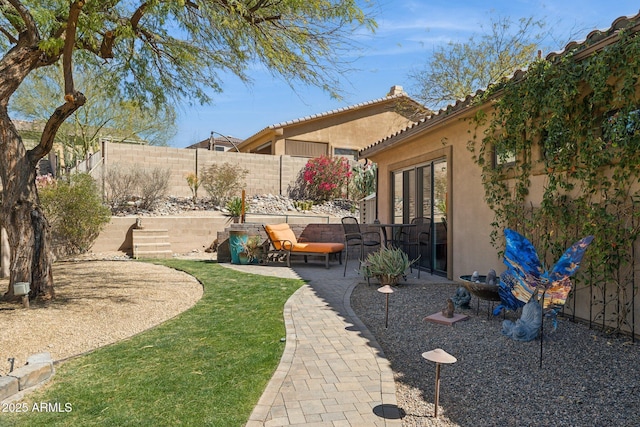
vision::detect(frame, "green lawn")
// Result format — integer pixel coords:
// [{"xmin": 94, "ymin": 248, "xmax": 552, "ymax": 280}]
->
[{"xmin": 3, "ymin": 260, "xmax": 303, "ymax": 427}]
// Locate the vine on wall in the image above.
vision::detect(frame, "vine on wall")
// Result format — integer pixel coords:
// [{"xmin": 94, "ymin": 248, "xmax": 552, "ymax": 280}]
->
[{"xmin": 468, "ymin": 28, "xmax": 640, "ymax": 336}]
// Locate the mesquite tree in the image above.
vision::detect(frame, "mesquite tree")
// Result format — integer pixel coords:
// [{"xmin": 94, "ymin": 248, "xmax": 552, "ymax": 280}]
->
[{"xmin": 0, "ymin": 1, "xmax": 374, "ymax": 301}]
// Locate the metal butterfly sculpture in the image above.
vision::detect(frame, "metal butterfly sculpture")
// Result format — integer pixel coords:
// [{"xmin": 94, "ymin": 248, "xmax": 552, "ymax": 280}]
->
[{"xmin": 494, "ymin": 229, "xmax": 594, "ymax": 317}]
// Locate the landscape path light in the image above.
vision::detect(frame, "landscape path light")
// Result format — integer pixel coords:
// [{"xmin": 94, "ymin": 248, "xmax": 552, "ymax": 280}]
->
[
  {"xmin": 421, "ymin": 348, "xmax": 457, "ymax": 419},
  {"xmin": 377, "ymin": 284, "xmax": 394, "ymax": 328}
]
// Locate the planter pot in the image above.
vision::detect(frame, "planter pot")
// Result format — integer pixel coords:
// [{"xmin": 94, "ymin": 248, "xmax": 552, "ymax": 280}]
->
[
  {"xmin": 229, "ymin": 231, "xmax": 249, "ymax": 264},
  {"xmin": 377, "ymin": 274, "xmax": 401, "ymax": 287}
]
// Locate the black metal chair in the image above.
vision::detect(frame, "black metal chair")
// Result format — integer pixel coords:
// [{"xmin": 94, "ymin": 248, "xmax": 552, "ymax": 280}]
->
[
  {"xmin": 341, "ymin": 216, "xmax": 381, "ymax": 276},
  {"xmin": 401, "ymin": 216, "xmax": 432, "ymax": 277}
]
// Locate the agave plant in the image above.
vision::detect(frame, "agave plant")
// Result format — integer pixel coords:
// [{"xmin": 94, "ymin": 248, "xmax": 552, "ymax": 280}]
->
[{"xmin": 362, "ymin": 247, "xmax": 414, "ymax": 286}]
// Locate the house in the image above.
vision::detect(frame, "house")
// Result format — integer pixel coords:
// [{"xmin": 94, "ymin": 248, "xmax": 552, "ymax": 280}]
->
[
  {"xmin": 360, "ymin": 13, "xmax": 640, "ymax": 336},
  {"xmin": 236, "ymin": 86, "xmax": 428, "ymax": 159},
  {"xmin": 185, "ymin": 132, "xmax": 243, "ymax": 152}
]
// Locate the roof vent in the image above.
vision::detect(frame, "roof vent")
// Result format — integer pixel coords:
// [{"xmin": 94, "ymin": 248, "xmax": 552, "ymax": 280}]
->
[{"xmin": 387, "ymin": 85, "xmax": 405, "ymax": 97}]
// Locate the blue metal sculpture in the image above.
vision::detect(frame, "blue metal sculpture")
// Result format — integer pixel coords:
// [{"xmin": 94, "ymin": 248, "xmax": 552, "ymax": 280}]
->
[{"xmin": 494, "ymin": 229, "xmax": 593, "ymax": 340}]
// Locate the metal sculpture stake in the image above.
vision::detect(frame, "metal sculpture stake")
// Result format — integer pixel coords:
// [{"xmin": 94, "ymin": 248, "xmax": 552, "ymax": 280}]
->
[
  {"xmin": 377, "ymin": 285, "xmax": 394, "ymax": 328},
  {"xmin": 422, "ymin": 349, "xmax": 457, "ymax": 419}
]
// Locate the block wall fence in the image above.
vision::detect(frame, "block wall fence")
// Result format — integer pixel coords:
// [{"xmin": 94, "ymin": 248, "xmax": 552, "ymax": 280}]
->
[
  {"xmin": 92, "ymin": 142, "xmax": 311, "ymax": 199},
  {"xmin": 85, "ymin": 143, "xmax": 350, "ymax": 257}
]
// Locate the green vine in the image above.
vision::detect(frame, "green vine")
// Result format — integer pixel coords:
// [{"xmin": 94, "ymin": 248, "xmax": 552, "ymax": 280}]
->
[{"xmin": 469, "ymin": 29, "xmax": 640, "ymax": 336}]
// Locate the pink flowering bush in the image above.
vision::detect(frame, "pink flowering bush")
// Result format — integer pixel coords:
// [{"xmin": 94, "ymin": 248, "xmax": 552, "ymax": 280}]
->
[
  {"xmin": 303, "ymin": 155, "xmax": 352, "ymax": 201},
  {"xmin": 36, "ymin": 173, "xmax": 56, "ymax": 188}
]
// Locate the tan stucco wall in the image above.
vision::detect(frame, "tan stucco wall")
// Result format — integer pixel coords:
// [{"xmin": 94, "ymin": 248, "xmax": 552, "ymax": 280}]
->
[
  {"xmin": 367, "ymin": 106, "xmax": 501, "ymax": 280},
  {"xmin": 280, "ymin": 108, "xmax": 414, "ymax": 152},
  {"xmin": 239, "ymin": 101, "xmax": 416, "ymax": 156}
]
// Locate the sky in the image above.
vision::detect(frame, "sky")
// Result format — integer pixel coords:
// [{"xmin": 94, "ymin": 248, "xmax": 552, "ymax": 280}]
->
[{"xmin": 170, "ymin": 1, "xmax": 640, "ymax": 148}]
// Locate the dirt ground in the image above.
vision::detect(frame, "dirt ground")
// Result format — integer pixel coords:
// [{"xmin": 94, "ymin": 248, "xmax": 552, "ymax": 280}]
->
[{"xmin": 0, "ymin": 258, "xmax": 203, "ymax": 376}]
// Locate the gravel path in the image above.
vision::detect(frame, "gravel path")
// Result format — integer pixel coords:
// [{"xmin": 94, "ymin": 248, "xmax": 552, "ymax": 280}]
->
[{"xmin": 350, "ymin": 281, "xmax": 640, "ymax": 427}]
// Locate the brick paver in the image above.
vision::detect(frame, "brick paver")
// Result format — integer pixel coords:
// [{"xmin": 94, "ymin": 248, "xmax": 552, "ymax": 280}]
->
[{"xmin": 223, "ymin": 262, "xmax": 402, "ymax": 427}]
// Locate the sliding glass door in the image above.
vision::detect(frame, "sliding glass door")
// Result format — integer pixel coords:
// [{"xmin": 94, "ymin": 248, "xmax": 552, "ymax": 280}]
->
[{"xmin": 392, "ymin": 159, "xmax": 448, "ymax": 275}]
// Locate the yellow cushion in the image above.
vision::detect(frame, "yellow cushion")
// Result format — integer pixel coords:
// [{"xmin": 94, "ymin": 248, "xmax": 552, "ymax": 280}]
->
[{"xmin": 265, "ymin": 223, "xmax": 298, "ymax": 250}]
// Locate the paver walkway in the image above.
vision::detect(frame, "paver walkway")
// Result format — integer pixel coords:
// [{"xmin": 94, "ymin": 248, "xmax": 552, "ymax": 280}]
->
[{"xmin": 222, "ymin": 262, "xmax": 402, "ymax": 427}]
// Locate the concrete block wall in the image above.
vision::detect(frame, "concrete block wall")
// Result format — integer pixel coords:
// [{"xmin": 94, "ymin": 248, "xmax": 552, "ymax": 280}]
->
[
  {"xmin": 101, "ymin": 143, "xmax": 310, "ymax": 199},
  {"xmin": 105, "ymin": 143, "xmax": 195, "ymax": 197},
  {"xmin": 90, "ymin": 216, "xmax": 228, "ymax": 255}
]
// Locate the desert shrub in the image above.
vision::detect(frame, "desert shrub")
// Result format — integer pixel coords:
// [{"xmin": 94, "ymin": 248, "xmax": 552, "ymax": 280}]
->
[
  {"xmin": 38, "ymin": 173, "xmax": 111, "ymax": 255},
  {"xmin": 104, "ymin": 166, "xmax": 138, "ymax": 209},
  {"xmin": 200, "ymin": 162, "xmax": 248, "ymax": 205},
  {"xmin": 105, "ymin": 166, "xmax": 171, "ymax": 211},
  {"xmin": 303, "ymin": 155, "xmax": 352, "ymax": 201},
  {"xmin": 138, "ymin": 168, "xmax": 171, "ymax": 210}
]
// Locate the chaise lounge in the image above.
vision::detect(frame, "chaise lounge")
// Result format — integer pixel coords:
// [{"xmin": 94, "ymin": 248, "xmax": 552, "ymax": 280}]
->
[{"xmin": 263, "ymin": 223, "xmax": 344, "ymax": 268}]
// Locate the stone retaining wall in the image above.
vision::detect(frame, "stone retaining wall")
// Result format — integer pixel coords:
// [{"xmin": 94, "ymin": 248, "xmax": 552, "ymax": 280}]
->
[{"xmin": 0, "ymin": 353, "xmax": 53, "ymax": 403}]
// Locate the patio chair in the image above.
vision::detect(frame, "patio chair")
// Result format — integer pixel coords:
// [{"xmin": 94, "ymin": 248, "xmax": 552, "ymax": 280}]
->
[
  {"xmin": 401, "ymin": 216, "xmax": 432, "ymax": 277},
  {"xmin": 341, "ymin": 216, "xmax": 381, "ymax": 276}
]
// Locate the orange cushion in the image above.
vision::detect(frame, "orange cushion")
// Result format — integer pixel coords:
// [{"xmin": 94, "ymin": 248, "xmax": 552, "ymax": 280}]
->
[
  {"xmin": 265, "ymin": 223, "xmax": 344, "ymax": 253},
  {"xmin": 265, "ymin": 223, "xmax": 298, "ymax": 250},
  {"xmin": 291, "ymin": 242, "xmax": 345, "ymax": 254}
]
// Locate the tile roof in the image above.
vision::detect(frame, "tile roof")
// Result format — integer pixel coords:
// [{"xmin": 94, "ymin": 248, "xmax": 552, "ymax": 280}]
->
[
  {"xmin": 238, "ymin": 91, "xmax": 427, "ymax": 146},
  {"xmin": 360, "ymin": 11, "xmax": 640, "ymax": 157}
]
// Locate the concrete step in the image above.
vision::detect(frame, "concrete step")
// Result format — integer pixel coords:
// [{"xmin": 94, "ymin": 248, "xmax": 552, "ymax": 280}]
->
[
  {"xmin": 133, "ymin": 249, "xmax": 173, "ymax": 259},
  {"xmin": 132, "ymin": 228, "xmax": 172, "ymax": 259}
]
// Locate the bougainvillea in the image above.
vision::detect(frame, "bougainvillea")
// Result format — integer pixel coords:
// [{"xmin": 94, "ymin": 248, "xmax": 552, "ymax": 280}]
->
[{"xmin": 303, "ymin": 155, "xmax": 352, "ymax": 201}]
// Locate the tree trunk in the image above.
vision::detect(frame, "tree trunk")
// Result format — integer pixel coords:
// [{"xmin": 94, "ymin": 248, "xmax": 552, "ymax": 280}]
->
[{"xmin": 0, "ymin": 112, "xmax": 54, "ymax": 301}]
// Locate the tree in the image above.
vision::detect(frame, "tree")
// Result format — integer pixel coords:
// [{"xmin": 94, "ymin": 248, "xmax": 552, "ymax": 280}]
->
[
  {"xmin": 0, "ymin": 1, "xmax": 375, "ymax": 301},
  {"xmin": 410, "ymin": 15, "xmax": 545, "ymax": 109},
  {"xmin": 10, "ymin": 63, "xmax": 176, "ymax": 165}
]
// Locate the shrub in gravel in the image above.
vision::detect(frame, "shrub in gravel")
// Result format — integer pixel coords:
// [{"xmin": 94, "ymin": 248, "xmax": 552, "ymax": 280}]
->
[
  {"xmin": 200, "ymin": 162, "xmax": 248, "ymax": 205},
  {"xmin": 105, "ymin": 166, "xmax": 171, "ymax": 211},
  {"xmin": 39, "ymin": 173, "xmax": 111, "ymax": 255}
]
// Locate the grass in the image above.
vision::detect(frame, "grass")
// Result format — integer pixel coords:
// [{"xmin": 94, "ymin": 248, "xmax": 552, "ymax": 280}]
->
[{"xmin": 4, "ymin": 260, "xmax": 303, "ymax": 427}]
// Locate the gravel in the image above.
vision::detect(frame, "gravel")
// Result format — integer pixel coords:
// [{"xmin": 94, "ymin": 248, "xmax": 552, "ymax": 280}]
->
[
  {"xmin": 0, "ymin": 261, "xmax": 202, "ymax": 377},
  {"xmin": 112, "ymin": 194, "xmax": 357, "ymax": 218},
  {"xmin": 350, "ymin": 281, "xmax": 640, "ymax": 427}
]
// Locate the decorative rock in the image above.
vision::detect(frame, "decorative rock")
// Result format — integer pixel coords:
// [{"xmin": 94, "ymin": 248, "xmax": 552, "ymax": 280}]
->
[
  {"xmin": 441, "ymin": 298, "xmax": 455, "ymax": 318},
  {"xmin": 451, "ymin": 287, "xmax": 471, "ymax": 309},
  {"xmin": 0, "ymin": 376, "xmax": 19, "ymax": 401},
  {"xmin": 471, "ymin": 271, "xmax": 480, "ymax": 283},
  {"xmin": 8, "ymin": 363, "xmax": 53, "ymax": 390},
  {"xmin": 487, "ymin": 269, "xmax": 497, "ymax": 285},
  {"xmin": 501, "ymin": 298, "xmax": 542, "ymax": 341},
  {"xmin": 27, "ymin": 352, "xmax": 53, "ymax": 368}
]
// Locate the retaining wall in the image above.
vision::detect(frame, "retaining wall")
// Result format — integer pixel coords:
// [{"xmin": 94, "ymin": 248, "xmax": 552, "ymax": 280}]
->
[{"xmin": 89, "ymin": 214, "xmax": 352, "ymax": 257}]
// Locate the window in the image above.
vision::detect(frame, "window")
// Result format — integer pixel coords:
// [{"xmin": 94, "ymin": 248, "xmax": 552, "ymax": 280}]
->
[
  {"xmin": 494, "ymin": 144, "xmax": 516, "ymax": 167},
  {"xmin": 334, "ymin": 148, "xmax": 358, "ymax": 160},
  {"xmin": 285, "ymin": 140, "xmax": 328, "ymax": 157}
]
